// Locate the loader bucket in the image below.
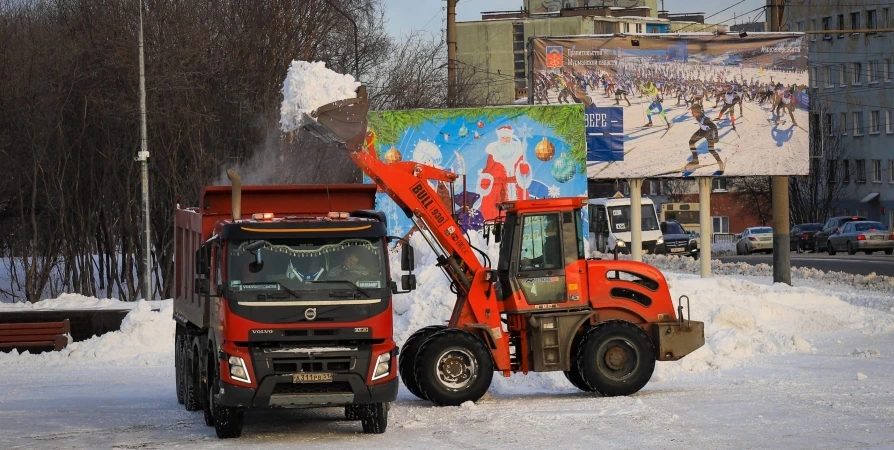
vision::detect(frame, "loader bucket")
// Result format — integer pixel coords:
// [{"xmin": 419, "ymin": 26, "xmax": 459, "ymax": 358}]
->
[{"xmin": 303, "ymin": 85, "xmax": 370, "ymax": 152}]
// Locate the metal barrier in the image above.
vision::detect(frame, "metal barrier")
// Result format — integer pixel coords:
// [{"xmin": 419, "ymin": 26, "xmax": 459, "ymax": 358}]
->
[{"xmin": 712, "ymin": 233, "xmax": 737, "ymax": 244}]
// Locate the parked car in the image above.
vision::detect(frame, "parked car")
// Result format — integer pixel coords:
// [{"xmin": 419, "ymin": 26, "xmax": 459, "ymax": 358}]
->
[
  {"xmin": 656, "ymin": 220, "xmax": 699, "ymax": 258},
  {"xmin": 815, "ymin": 216, "xmax": 867, "ymax": 252},
  {"xmin": 789, "ymin": 223, "xmax": 823, "ymax": 253},
  {"xmin": 736, "ymin": 227, "xmax": 773, "ymax": 255},
  {"xmin": 827, "ymin": 221, "xmax": 894, "ymax": 255}
]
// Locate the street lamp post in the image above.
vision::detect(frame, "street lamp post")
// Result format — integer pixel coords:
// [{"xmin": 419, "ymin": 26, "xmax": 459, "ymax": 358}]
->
[{"xmin": 137, "ymin": 1, "xmax": 152, "ymax": 300}]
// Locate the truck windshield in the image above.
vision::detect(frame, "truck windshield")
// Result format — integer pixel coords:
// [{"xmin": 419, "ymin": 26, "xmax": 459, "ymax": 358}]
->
[
  {"xmin": 608, "ymin": 205, "xmax": 659, "ymax": 232},
  {"xmin": 227, "ymin": 238, "xmax": 387, "ymax": 296}
]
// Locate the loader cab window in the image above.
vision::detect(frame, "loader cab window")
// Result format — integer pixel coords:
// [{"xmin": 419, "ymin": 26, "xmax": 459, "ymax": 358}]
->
[{"xmin": 519, "ymin": 214, "xmax": 562, "ymax": 271}]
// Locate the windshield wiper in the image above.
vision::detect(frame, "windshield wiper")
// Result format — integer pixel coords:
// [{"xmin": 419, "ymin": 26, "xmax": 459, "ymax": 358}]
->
[{"xmin": 308, "ymin": 279, "xmax": 370, "ymax": 297}]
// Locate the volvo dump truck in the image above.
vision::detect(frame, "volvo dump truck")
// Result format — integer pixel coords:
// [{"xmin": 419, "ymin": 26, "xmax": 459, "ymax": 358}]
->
[
  {"xmin": 303, "ymin": 86, "xmax": 705, "ymax": 406},
  {"xmin": 173, "ymin": 173, "xmax": 410, "ymax": 438}
]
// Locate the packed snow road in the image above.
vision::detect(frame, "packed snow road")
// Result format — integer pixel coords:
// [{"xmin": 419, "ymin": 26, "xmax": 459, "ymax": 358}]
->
[{"xmin": 2, "ymin": 271, "xmax": 894, "ymax": 449}]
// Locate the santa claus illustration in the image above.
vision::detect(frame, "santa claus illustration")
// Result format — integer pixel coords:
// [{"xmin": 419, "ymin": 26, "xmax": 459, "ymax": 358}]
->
[{"xmin": 476, "ymin": 125, "xmax": 532, "ymax": 220}]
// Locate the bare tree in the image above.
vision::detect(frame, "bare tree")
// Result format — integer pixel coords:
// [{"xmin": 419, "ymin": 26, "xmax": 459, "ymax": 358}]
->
[{"xmin": 729, "ymin": 177, "xmax": 773, "ymax": 226}]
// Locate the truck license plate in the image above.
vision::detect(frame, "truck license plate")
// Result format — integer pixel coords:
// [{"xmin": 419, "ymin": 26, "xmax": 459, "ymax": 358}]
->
[
  {"xmin": 293, "ymin": 372, "xmax": 333, "ymax": 383},
  {"xmin": 670, "ymin": 247, "xmax": 684, "ymax": 253}
]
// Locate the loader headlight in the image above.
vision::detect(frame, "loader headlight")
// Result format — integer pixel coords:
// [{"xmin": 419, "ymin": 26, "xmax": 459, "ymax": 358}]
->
[
  {"xmin": 228, "ymin": 355, "xmax": 251, "ymax": 384},
  {"xmin": 371, "ymin": 352, "xmax": 392, "ymax": 381}
]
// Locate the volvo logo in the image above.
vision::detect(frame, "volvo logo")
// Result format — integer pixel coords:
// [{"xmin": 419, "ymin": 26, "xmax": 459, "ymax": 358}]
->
[{"xmin": 304, "ymin": 308, "xmax": 317, "ymax": 321}]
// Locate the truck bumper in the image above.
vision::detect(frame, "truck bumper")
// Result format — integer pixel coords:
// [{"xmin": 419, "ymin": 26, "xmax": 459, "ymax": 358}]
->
[
  {"xmin": 653, "ymin": 321, "xmax": 705, "ymax": 361},
  {"xmin": 218, "ymin": 374, "xmax": 398, "ymax": 409}
]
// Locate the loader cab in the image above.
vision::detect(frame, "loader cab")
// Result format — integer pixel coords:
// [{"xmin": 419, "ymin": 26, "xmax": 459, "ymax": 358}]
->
[{"xmin": 496, "ymin": 198, "xmax": 587, "ymax": 313}]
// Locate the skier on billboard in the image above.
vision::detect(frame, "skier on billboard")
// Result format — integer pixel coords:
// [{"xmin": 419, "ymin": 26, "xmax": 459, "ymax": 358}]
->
[
  {"xmin": 715, "ymin": 84, "xmax": 740, "ymax": 131},
  {"xmin": 773, "ymin": 83, "xmax": 798, "ymax": 126},
  {"xmin": 641, "ymin": 82, "xmax": 671, "ymax": 130},
  {"xmin": 686, "ymin": 104, "xmax": 725, "ymax": 174}
]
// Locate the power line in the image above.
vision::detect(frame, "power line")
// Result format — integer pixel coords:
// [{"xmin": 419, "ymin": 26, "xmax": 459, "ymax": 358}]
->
[{"xmin": 676, "ymin": 0, "xmax": 748, "ymax": 33}]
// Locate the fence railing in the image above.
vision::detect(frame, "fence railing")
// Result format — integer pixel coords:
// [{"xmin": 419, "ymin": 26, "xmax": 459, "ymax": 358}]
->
[{"xmin": 712, "ymin": 233, "xmax": 737, "ymax": 244}]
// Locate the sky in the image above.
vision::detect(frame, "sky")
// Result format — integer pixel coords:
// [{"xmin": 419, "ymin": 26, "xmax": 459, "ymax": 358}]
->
[{"xmin": 383, "ymin": 0, "xmax": 767, "ymax": 39}]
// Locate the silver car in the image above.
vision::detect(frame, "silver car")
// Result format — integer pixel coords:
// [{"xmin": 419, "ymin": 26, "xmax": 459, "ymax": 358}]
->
[
  {"xmin": 827, "ymin": 221, "xmax": 894, "ymax": 255},
  {"xmin": 736, "ymin": 227, "xmax": 773, "ymax": 255}
]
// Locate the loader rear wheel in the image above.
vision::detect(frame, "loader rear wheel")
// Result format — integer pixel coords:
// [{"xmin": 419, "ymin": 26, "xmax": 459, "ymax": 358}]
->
[
  {"xmin": 577, "ymin": 321, "xmax": 655, "ymax": 397},
  {"xmin": 399, "ymin": 325, "xmax": 446, "ymax": 400},
  {"xmin": 564, "ymin": 334, "xmax": 593, "ymax": 392},
  {"xmin": 414, "ymin": 329, "xmax": 494, "ymax": 406}
]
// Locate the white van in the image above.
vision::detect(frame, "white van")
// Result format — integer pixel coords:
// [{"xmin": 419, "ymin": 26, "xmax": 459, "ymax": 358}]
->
[{"xmin": 588, "ymin": 197, "xmax": 663, "ymax": 254}]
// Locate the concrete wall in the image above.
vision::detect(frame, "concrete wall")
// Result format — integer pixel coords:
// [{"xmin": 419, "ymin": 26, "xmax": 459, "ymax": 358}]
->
[{"xmin": 785, "ymin": 1, "xmax": 894, "ymax": 228}]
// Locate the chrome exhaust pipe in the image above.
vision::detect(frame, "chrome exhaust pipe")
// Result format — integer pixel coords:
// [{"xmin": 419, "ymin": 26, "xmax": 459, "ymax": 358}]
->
[{"xmin": 226, "ymin": 169, "xmax": 242, "ymax": 221}]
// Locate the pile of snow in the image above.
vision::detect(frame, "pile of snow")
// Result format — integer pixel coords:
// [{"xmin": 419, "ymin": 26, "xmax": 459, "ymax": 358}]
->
[
  {"xmin": 0, "ymin": 300, "xmax": 174, "ymax": 367},
  {"xmin": 279, "ymin": 60, "xmax": 360, "ymax": 133},
  {"xmin": 0, "ymin": 293, "xmax": 144, "ymax": 310},
  {"xmin": 711, "ymin": 241, "xmax": 737, "ymax": 256}
]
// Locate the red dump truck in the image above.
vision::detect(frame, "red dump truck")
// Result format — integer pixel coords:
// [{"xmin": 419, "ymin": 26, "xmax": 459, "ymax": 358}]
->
[{"xmin": 173, "ymin": 171, "xmax": 411, "ymax": 438}]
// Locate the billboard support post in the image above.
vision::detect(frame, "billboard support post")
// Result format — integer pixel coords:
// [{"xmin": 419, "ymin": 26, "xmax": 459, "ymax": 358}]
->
[
  {"xmin": 698, "ymin": 177, "xmax": 712, "ymax": 278},
  {"xmin": 772, "ymin": 176, "xmax": 792, "ymax": 285},
  {"xmin": 629, "ymin": 178, "xmax": 643, "ymax": 262}
]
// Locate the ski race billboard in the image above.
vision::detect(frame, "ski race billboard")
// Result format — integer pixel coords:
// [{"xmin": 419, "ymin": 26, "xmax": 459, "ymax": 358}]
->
[
  {"xmin": 365, "ymin": 105, "xmax": 588, "ymax": 237},
  {"xmin": 529, "ymin": 33, "xmax": 810, "ymax": 178}
]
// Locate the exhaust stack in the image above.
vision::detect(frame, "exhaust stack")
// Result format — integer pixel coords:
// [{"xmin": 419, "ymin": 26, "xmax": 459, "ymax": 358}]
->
[{"xmin": 226, "ymin": 169, "xmax": 242, "ymax": 220}]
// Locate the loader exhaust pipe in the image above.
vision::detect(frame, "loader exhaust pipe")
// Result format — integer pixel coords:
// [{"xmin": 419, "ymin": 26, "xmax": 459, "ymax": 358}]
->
[{"xmin": 226, "ymin": 169, "xmax": 242, "ymax": 221}]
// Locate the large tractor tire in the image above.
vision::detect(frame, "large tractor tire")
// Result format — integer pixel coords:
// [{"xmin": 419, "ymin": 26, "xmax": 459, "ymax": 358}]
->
[
  {"xmin": 209, "ymin": 354, "xmax": 245, "ymax": 439},
  {"xmin": 398, "ymin": 325, "xmax": 446, "ymax": 400},
  {"xmin": 576, "ymin": 321, "xmax": 655, "ymax": 397},
  {"xmin": 564, "ymin": 332, "xmax": 593, "ymax": 392},
  {"xmin": 414, "ymin": 329, "xmax": 494, "ymax": 406}
]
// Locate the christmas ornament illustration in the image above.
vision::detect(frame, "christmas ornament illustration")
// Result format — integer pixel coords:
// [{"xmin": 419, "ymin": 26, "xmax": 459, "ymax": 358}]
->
[
  {"xmin": 551, "ymin": 152, "xmax": 575, "ymax": 183},
  {"xmin": 458, "ymin": 123, "xmax": 469, "ymax": 138},
  {"xmin": 534, "ymin": 136, "xmax": 556, "ymax": 162},
  {"xmin": 384, "ymin": 147, "xmax": 401, "ymax": 164}
]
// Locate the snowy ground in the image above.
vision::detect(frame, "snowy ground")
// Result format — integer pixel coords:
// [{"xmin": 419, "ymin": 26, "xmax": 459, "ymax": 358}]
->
[{"xmin": 2, "ymin": 234, "xmax": 894, "ymax": 448}]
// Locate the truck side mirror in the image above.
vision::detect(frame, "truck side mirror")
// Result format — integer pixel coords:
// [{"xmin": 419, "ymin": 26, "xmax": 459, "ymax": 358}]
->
[
  {"xmin": 401, "ymin": 274, "xmax": 417, "ymax": 291},
  {"xmin": 400, "ymin": 245, "xmax": 415, "ymax": 271},
  {"xmin": 194, "ymin": 278, "xmax": 210, "ymax": 295},
  {"xmin": 494, "ymin": 222, "xmax": 503, "ymax": 243}
]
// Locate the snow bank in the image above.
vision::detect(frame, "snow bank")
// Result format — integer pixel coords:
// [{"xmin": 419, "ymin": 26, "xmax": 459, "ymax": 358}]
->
[
  {"xmin": 0, "ymin": 293, "xmax": 145, "ymax": 310},
  {"xmin": 711, "ymin": 241, "xmax": 737, "ymax": 256},
  {"xmin": 0, "ymin": 300, "xmax": 174, "ymax": 367},
  {"xmin": 279, "ymin": 60, "xmax": 360, "ymax": 133}
]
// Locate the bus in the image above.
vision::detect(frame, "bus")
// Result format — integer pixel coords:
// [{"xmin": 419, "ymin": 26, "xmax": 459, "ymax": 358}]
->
[{"xmin": 660, "ymin": 203, "xmax": 700, "ymax": 235}]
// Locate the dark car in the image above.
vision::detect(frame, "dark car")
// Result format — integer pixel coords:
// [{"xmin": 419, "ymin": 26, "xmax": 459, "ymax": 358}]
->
[
  {"xmin": 814, "ymin": 216, "xmax": 867, "ymax": 252},
  {"xmin": 656, "ymin": 220, "xmax": 699, "ymax": 258},
  {"xmin": 789, "ymin": 223, "xmax": 822, "ymax": 253}
]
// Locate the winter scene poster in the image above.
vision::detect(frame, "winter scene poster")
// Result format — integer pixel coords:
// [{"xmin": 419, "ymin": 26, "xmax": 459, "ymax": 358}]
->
[
  {"xmin": 365, "ymin": 105, "xmax": 588, "ymax": 237},
  {"xmin": 530, "ymin": 34, "xmax": 810, "ymax": 178}
]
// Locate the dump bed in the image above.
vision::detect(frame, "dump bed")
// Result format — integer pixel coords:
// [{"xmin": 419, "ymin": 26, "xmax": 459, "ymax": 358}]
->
[{"xmin": 173, "ymin": 184, "xmax": 377, "ymax": 328}]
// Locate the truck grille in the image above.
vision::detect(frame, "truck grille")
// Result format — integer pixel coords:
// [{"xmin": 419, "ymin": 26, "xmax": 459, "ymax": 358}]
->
[
  {"xmin": 272, "ymin": 382, "xmax": 352, "ymax": 395},
  {"xmin": 274, "ymin": 361, "xmax": 351, "ymax": 373}
]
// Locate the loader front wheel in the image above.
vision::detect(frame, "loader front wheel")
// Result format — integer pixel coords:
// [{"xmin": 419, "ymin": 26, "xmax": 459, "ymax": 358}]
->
[
  {"xmin": 414, "ymin": 329, "xmax": 494, "ymax": 406},
  {"xmin": 399, "ymin": 325, "xmax": 446, "ymax": 400},
  {"xmin": 577, "ymin": 321, "xmax": 655, "ymax": 397}
]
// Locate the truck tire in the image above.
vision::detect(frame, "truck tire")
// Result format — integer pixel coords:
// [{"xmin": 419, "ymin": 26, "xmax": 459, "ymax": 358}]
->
[
  {"xmin": 344, "ymin": 404, "xmax": 361, "ymax": 421},
  {"xmin": 175, "ymin": 328, "xmax": 184, "ymax": 405},
  {"xmin": 202, "ymin": 351, "xmax": 215, "ymax": 427},
  {"xmin": 398, "ymin": 325, "xmax": 446, "ymax": 400},
  {"xmin": 414, "ymin": 329, "xmax": 494, "ymax": 406},
  {"xmin": 210, "ymin": 354, "xmax": 244, "ymax": 439},
  {"xmin": 360, "ymin": 402, "xmax": 389, "ymax": 434},
  {"xmin": 184, "ymin": 341, "xmax": 203, "ymax": 412},
  {"xmin": 576, "ymin": 321, "xmax": 655, "ymax": 397}
]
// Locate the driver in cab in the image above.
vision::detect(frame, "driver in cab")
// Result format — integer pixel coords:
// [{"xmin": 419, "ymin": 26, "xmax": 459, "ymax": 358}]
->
[{"xmin": 329, "ymin": 247, "xmax": 371, "ymax": 279}]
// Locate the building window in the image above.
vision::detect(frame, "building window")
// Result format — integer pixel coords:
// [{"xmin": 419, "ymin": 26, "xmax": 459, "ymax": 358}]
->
[
  {"xmin": 868, "ymin": 61, "xmax": 878, "ymax": 83},
  {"xmin": 810, "ymin": 19, "xmax": 816, "ymax": 40},
  {"xmin": 886, "ymin": 59, "xmax": 892, "ymax": 82},
  {"xmin": 712, "ymin": 178, "xmax": 728, "ymax": 192},
  {"xmin": 811, "ymin": 67, "xmax": 818, "ymax": 87},
  {"xmin": 870, "ymin": 110, "xmax": 880, "ymax": 133},
  {"xmin": 824, "ymin": 113, "xmax": 833, "ymax": 135},
  {"xmin": 856, "ymin": 208, "xmax": 867, "ymax": 218},
  {"xmin": 852, "ymin": 63, "xmax": 862, "ymax": 85},
  {"xmin": 796, "ymin": 21, "xmax": 804, "ymax": 32},
  {"xmin": 840, "ymin": 112, "xmax": 848, "ymax": 135},
  {"xmin": 853, "ymin": 111, "xmax": 864, "ymax": 135},
  {"xmin": 890, "ymin": 210, "xmax": 894, "ymax": 230},
  {"xmin": 827, "ymin": 159, "xmax": 837, "ymax": 184},
  {"xmin": 886, "ymin": 110, "xmax": 893, "ymax": 134},
  {"xmin": 837, "ymin": 14, "xmax": 845, "ymax": 38},
  {"xmin": 856, "ymin": 159, "xmax": 866, "ymax": 182},
  {"xmin": 822, "ymin": 16, "xmax": 831, "ymax": 39},
  {"xmin": 872, "ymin": 160, "xmax": 882, "ymax": 182},
  {"xmin": 843, "ymin": 160, "xmax": 851, "ymax": 182},
  {"xmin": 889, "ymin": 160, "xmax": 894, "ymax": 182},
  {"xmin": 636, "ymin": 23, "xmax": 642, "ymax": 33},
  {"xmin": 824, "ymin": 66, "xmax": 833, "ymax": 87},
  {"xmin": 851, "ymin": 11, "xmax": 860, "ymax": 31},
  {"xmin": 868, "ymin": 9, "xmax": 877, "ymax": 31},
  {"xmin": 884, "ymin": 8, "xmax": 891, "ymax": 28},
  {"xmin": 712, "ymin": 216, "xmax": 729, "ymax": 234}
]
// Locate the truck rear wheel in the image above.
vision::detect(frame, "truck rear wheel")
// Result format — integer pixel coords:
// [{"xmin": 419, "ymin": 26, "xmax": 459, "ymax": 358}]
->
[
  {"xmin": 398, "ymin": 325, "xmax": 446, "ymax": 400},
  {"xmin": 210, "ymin": 354, "xmax": 244, "ymax": 439},
  {"xmin": 414, "ymin": 329, "xmax": 494, "ymax": 406},
  {"xmin": 576, "ymin": 321, "xmax": 655, "ymax": 397},
  {"xmin": 175, "ymin": 328, "xmax": 184, "ymax": 405},
  {"xmin": 202, "ymin": 352, "xmax": 215, "ymax": 427},
  {"xmin": 360, "ymin": 402, "xmax": 389, "ymax": 434},
  {"xmin": 184, "ymin": 341, "xmax": 203, "ymax": 411}
]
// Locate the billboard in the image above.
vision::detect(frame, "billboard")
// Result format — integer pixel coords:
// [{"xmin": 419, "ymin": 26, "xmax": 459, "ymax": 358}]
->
[
  {"xmin": 529, "ymin": 34, "xmax": 810, "ymax": 178},
  {"xmin": 365, "ymin": 105, "xmax": 588, "ymax": 237}
]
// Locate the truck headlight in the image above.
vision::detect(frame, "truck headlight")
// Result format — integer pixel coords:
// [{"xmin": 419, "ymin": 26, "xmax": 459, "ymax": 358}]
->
[
  {"xmin": 656, "ymin": 236, "xmax": 664, "ymax": 245},
  {"xmin": 616, "ymin": 240, "xmax": 626, "ymax": 248},
  {"xmin": 371, "ymin": 352, "xmax": 392, "ymax": 381},
  {"xmin": 228, "ymin": 355, "xmax": 251, "ymax": 383}
]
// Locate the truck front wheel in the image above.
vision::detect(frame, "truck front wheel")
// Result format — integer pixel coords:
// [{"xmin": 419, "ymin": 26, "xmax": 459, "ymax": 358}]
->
[
  {"xmin": 398, "ymin": 325, "xmax": 446, "ymax": 400},
  {"xmin": 576, "ymin": 321, "xmax": 655, "ymax": 397},
  {"xmin": 210, "ymin": 358, "xmax": 244, "ymax": 439},
  {"xmin": 360, "ymin": 402, "xmax": 389, "ymax": 434},
  {"xmin": 414, "ymin": 329, "xmax": 494, "ymax": 406}
]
